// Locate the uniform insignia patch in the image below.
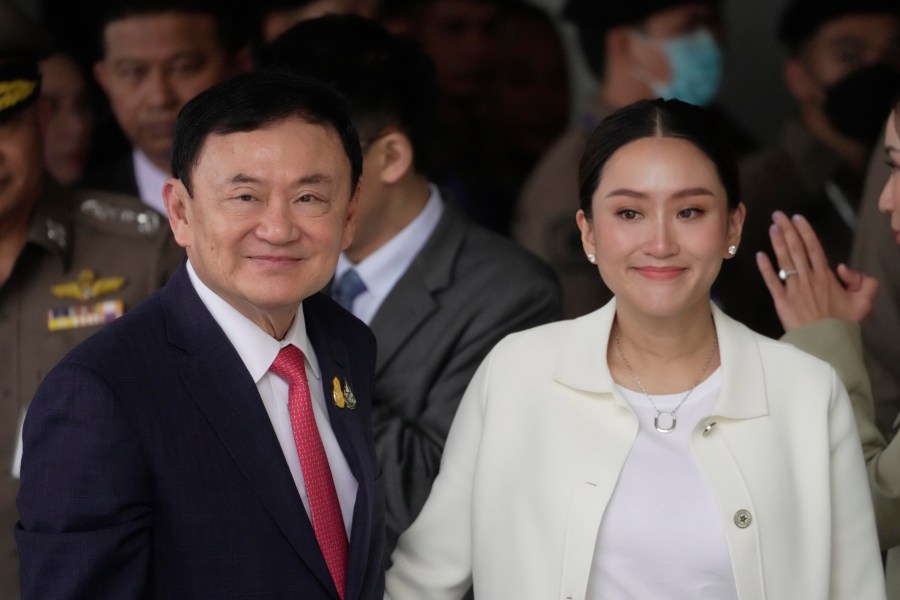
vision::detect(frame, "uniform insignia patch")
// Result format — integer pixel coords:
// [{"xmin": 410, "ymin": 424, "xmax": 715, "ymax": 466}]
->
[
  {"xmin": 50, "ymin": 269, "xmax": 126, "ymax": 301},
  {"xmin": 45, "ymin": 218, "xmax": 67, "ymax": 250},
  {"xmin": 80, "ymin": 198, "xmax": 162, "ymax": 235},
  {"xmin": 47, "ymin": 299, "xmax": 124, "ymax": 331},
  {"xmin": 0, "ymin": 79, "xmax": 37, "ymax": 112}
]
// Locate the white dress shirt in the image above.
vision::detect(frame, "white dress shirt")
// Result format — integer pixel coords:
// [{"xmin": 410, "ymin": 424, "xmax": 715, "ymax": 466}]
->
[
  {"xmin": 133, "ymin": 149, "xmax": 170, "ymax": 216},
  {"xmin": 334, "ymin": 184, "xmax": 444, "ymax": 324},
  {"xmin": 187, "ymin": 262, "xmax": 358, "ymax": 537}
]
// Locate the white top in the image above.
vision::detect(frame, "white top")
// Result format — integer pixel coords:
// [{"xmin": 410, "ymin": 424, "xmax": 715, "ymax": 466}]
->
[
  {"xmin": 334, "ymin": 184, "xmax": 443, "ymax": 324},
  {"xmin": 587, "ymin": 367, "xmax": 738, "ymax": 600},
  {"xmin": 133, "ymin": 148, "xmax": 170, "ymax": 216},
  {"xmin": 187, "ymin": 261, "xmax": 358, "ymax": 536}
]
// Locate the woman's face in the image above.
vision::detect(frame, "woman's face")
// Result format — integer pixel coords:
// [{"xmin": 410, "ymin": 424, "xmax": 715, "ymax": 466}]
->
[
  {"xmin": 577, "ymin": 136, "xmax": 744, "ymax": 321},
  {"xmin": 879, "ymin": 110, "xmax": 900, "ymax": 245}
]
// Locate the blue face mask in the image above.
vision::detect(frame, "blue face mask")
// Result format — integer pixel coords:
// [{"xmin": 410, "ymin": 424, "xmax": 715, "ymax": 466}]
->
[{"xmin": 634, "ymin": 28, "xmax": 723, "ymax": 107}]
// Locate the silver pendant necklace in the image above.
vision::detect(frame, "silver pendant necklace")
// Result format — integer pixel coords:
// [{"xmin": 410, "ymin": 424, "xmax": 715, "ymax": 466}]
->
[{"xmin": 613, "ymin": 325, "xmax": 718, "ymax": 434}]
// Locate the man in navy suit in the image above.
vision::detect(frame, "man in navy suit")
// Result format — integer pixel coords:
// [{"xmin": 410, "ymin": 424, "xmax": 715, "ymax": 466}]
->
[
  {"xmin": 16, "ymin": 72, "xmax": 385, "ymax": 599},
  {"xmin": 260, "ymin": 15, "xmax": 562, "ymax": 554}
]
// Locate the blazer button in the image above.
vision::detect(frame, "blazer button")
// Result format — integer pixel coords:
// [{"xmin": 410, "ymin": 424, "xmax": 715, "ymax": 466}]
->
[{"xmin": 734, "ymin": 509, "xmax": 752, "ymax": 528}]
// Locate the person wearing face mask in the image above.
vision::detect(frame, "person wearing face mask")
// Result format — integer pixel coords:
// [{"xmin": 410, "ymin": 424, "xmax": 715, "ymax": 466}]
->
[
  {"xmin": 715, "ymin": 0, "xmax": 900, "ymax": 339},
  {"xmin": 515, "ymin": 0, "xmax": 754, "ymax": 318}
]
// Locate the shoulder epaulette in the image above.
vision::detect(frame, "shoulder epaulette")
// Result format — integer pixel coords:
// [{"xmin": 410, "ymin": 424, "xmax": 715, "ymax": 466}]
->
[{"xmin": 78, "ymin": 196, "xmax": 163, "ymax": 237}]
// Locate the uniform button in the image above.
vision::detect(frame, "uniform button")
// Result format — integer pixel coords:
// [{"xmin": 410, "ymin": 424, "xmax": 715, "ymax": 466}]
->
[{"xmin": 734, "ymin": 509, "xmax": 752, "ymax": 528}]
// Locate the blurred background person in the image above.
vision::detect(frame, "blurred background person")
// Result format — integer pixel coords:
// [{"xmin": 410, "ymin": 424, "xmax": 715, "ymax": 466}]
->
[
  {"xmin": 79, "ymin": 0, "xmax": 250, "ymax": 215},
  {"xmin": 851, "ymin": 124, "xmax": 900, "ymax": 436},
  {"xmin": 515, "ymin": 0, "xmax": 753, "ymax": 318},
  {"xmin": 259, "ymin": 14, "xmax": 561, "ymax": 553},
  {"xmin": 258, "ymin": 0, "xmax": 380, "ymax": 42},
  {"xmin": 381, "ymin": 0, "xmax": 509, "ymax": 233},
  {"xmin": 468, "ymin": 1, "xmax": 571, "ymax": 236},
  {"xmin": 756, "ymin": 101, "xmax": 900, "ymax": 597},
  {"xmin": 716, "ymin": 0, "xmax": 900, "ymax": 339},
  {"xmin": 0, "ymin": 3, "xmax": 182, "ymax": 597},
  {"xmin": 39, "ymin": 50, "xmax": 94, "ymax": 187}
]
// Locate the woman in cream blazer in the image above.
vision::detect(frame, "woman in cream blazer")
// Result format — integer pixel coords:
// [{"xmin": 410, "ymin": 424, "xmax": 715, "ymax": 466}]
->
[{"xmin": 386, "ymin": 99, "xmax": 883, "ymax": 599}]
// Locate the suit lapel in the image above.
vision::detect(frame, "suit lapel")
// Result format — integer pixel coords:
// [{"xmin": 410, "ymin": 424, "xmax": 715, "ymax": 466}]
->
[
  {"xmin": 304, "ymin": 297, "xmax": 375, "ymax": 600},
  {"xmin": 368, "ymin": 204, "xmax": 463, "ymax": 372},
  {"xmin": 163, "ymin": 268, "xmax": 339, "ymax": 597}
]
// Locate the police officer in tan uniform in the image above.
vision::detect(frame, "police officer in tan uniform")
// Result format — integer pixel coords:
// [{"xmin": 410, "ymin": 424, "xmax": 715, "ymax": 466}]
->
[{"xmin": 0, "ymin": 3, "xmax": 182, "ymax": 596}]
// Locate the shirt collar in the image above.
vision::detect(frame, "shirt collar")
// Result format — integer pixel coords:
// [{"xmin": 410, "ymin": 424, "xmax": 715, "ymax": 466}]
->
[
  {"xmin": 336, "ymin": 183, "xmax": 444, "ymax": 303},
  {"xmin": 132, "ymin": 148, "xmax": 170, "ymax": 216},
  {"xmin": 186, "ymin": 260, "xmax": 321, "ymax": 384}
]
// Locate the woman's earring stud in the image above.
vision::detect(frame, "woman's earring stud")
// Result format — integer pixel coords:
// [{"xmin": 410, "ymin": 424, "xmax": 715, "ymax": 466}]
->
[
  {"xmin": 587, "ymin": 253, "xmax": 596, "ymax": 264},
  {"xmin": 727, "ymin": 245, "xmax": 737, "ymax": 256}
]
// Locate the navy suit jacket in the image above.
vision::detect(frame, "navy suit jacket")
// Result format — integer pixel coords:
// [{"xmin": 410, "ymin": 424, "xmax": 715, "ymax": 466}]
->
[{"xmin": 16, "ymin": 265, "xmax": 385, "ymax": 599}]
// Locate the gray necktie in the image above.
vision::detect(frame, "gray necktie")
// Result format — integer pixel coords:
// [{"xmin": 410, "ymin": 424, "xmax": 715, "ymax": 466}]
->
[{"xmin": 331, "ymin": 269, "xmax": 367, "ymax": 312}]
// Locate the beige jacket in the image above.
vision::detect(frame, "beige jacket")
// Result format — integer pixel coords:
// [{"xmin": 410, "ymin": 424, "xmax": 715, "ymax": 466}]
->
[{"xmin": 784, "ymin": 319, "xmax": 900, "ymax": 598}]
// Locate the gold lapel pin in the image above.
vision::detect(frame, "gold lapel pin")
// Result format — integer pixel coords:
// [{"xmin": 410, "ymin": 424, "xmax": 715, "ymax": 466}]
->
[{"xmin": 332, "ymin": 377, "xmax": 346, "ymax": 408}]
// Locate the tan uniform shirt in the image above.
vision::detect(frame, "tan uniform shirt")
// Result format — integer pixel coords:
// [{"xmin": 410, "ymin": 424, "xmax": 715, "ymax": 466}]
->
[{"xmin": 0, "ymin": 182, "xmax": 183, "ymax": 598}]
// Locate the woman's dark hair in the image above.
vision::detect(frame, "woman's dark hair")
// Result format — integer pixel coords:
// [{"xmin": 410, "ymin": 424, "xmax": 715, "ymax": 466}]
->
[{"xmin": 578, "ymin": 98, "xmax": 740, "ymax": 217}]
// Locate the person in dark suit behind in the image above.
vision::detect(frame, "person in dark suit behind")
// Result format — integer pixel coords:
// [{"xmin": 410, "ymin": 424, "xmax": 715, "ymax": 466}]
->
[
  {"xmin": 259, "ymin": 15, "xmax": 562, "ymax": 553},
  {"xmin": 16, "ymin": 72, "xmax": 385, "ymax": 599},
  {"xmin": 80, "ymin": 0, "xmax": 250, "ymax": 214}
]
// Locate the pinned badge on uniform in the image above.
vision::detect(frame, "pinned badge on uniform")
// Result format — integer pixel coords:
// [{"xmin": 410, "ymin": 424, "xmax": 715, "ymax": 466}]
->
[
  {"xmin": 332, "ymin": 377, "xmax": 357, "ymax": 410},
  {"xmin": 50, "ymin": 268, "xmax": 126, "ymax": 301}
]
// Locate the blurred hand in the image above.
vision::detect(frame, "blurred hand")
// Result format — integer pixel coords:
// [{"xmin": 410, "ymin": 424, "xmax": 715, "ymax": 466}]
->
[{"xmin": 756, "ymin": 211, "xmax": 879, "ymax": 331}]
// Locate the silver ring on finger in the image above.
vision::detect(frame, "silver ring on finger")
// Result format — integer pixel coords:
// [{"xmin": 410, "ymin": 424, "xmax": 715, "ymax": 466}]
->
[{"xmin": 778, "ymin": 268, "xmax": 798, "ymax": 281}]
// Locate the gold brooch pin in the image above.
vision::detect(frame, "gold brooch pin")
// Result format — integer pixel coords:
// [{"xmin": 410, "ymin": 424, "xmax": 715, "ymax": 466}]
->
[
  {"xmin": 332, "ymin": 377, "xmax": 346, "ymax": 408},
  {"xmin": 332, "ymin": 377, "xmax": 357, "ymax": 410},
  {"xmin": 51, "ymin": 268, "xmax": 126, "ymax": 301}
]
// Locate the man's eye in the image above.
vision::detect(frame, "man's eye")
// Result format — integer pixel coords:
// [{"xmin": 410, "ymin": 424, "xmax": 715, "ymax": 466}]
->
[{"xmin": 238, "ymin": 194, "xmax": 254, "ymax": 202}]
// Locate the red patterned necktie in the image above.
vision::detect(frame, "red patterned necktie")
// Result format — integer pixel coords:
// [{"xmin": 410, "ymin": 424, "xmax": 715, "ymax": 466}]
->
[{"xmin": 270, "ymin": 344, "xmax": 348, "ymax": 598}]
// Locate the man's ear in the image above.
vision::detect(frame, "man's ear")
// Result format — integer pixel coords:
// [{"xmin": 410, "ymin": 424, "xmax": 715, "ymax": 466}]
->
[
  {"xmin": 784, "ymin": 58, "xmax": 819, "ymax": 104},
  {"xmin": 341, "ymin": 182, "xmax": 361, "ymax": 251},
  {"xmin": 372, "ymin": 131, "xmax": 414, "ymax": 186},
  {"xmin": 163, "ymin": 178, "xmax": 192, "ymax": 249},
  {"xmin": 93, "ymin": 60, "xmax": 109, "ymax": 94}
]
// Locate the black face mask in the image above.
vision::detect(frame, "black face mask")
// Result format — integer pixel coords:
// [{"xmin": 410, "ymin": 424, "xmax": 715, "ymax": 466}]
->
[{"xmin": 824, "ymin": 63, "xmax": 900, "ymax": 145}]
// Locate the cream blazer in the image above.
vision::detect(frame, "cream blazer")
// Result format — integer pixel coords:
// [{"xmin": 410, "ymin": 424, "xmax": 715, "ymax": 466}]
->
[{"xmin": 386, "ymin": 300, "xmax": 885, "ymax": 600}]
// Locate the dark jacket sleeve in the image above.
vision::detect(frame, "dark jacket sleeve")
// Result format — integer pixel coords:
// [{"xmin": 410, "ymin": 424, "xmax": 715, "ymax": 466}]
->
[{"xmin": 16, "ymin": 360, "xmax": 151, "ymax": 599}]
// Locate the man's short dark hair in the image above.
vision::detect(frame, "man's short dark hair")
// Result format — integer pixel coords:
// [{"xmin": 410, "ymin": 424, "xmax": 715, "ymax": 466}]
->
[
  {"xmin": 258, "ymin": 15, "xmax": 439, "ymax": 177},
  {"xmin": 171, "ymin": 71, "xmax": 363, "ymax": 197},
  {"xmin": 97, "ymin": 0, "xmax": 248, "ymax": 56}
]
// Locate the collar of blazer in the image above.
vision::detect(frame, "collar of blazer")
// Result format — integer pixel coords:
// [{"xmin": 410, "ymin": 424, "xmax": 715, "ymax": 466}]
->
[{"xmin": 553, "ymin": 298, "xmax": 769, "ymax": 421}]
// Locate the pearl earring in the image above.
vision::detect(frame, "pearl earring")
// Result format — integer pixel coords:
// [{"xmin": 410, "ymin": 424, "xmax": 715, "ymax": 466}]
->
[
  {"xmin": 587, "ymin": 253, "xmax": 596, "ymax": 264},
  {"xmin": 727, "ymin": 245, "xmax": 737, "ymax": 256}
]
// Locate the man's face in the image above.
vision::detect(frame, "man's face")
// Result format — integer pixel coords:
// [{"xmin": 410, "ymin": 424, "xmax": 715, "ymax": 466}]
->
[
  {"xmin": 165, "ymin": 118, "xmax": 358, "ymax": 326},
  {"xmin": 414, "ymin": 0, "xmax": 499, "ymax": 103},
  {"xmin": 790, "ymin": 13, "xmax": 900, "ymax": 102},
  {"xmin": 95, "ymin": 12, "xmax": 237, "ymax": 170},
  {"xmin": 0, "ymin": 104, "xmax": 44, "ymax": 226}
]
